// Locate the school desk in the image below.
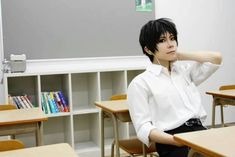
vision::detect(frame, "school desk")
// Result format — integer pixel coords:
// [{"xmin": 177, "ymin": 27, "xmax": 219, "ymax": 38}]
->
[
  {"xmin": 206, "ymin": 89, "xmax": 235, "ymax": 127},
  {"xmin": 95, "ymin": 100, "xmax": 130, "ymax": 157},
  {"xmin": 0, "ymin": 143, "xmax": 79, "ymax": 157},
  {"xmin": 0, "ymin": 107, "xmax": 48, "ymax": 146},
  {"xmin": 174, "ymin": 126, "xmax": 235, "ymax": 157}
]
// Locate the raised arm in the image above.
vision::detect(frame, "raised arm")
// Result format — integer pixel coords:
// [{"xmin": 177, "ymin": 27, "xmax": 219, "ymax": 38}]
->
[{"xmin": 177, "ymin": 51, "xmax": 222, "ymax": 65}]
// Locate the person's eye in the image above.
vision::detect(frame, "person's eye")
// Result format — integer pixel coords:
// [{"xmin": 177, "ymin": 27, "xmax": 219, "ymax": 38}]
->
[
  {"xmin": 159, "ymin": 39, "xmax": 165, "ymax": 43},
  {"xmin": 170, "ymin": 36, "xmax": 175, "ymax": 41}
]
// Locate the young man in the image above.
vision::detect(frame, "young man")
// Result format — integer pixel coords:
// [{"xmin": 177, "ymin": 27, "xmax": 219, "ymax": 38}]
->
[{"xmin": 127, "ymin": 18, "xmax": 222, "ymax": 157}]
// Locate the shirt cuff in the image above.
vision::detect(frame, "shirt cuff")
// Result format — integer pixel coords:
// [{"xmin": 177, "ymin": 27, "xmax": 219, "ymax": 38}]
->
[{"xmin": 137, "ymin": 122, "xmax": 157, "ymax": 146}]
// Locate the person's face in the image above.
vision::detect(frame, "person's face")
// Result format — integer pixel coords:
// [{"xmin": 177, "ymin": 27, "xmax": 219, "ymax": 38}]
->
[{"xmin": 154, "ymin": 32, "xmax": 177, "ymax": 62}]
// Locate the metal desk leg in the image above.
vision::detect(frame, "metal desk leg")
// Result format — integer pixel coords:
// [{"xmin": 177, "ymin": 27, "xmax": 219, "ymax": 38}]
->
[
  {"xmin": 212, "ymin": 98, "xmax": 216, "ymax": 128},
  {"xmin": 101, "ymin": 110, "xmax": 105, "ymax": 157},
  {"xmin": 36, "ymin": 122, "xmax": 43, "ymax": 146},
  {"xmin": 142, "ymin": 143, "xmax": 147, "ymax": 157},
  {"xmin": 111, "ymin": 114, "xmax": 120, "ymax": 157}
]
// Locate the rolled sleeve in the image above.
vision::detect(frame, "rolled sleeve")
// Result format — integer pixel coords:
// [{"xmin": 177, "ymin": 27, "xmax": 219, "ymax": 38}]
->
[
  {"xmin": 137, "ymin": 122, "xmax": 157, "ymax": 146},
  {"xmin": 127, "ymin": 77, "xmax": 156, "ymax": 146},
  {"xmin": 190, "ymin": 62, "xmax": 221, "ymax": 85}
]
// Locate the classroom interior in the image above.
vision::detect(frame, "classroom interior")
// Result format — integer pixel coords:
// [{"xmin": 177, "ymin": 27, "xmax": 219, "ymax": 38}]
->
[{"xmin": 0, "ymin": 0, "xmax": 235, "ymax": 157}]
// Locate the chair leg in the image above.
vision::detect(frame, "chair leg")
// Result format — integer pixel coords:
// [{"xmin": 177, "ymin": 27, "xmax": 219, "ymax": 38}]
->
[
  {"xmin": 220, "ymin": 105, "xmax": 224, "ymax": 127},
  {"xmin": 212, "ymin": 102, "xmax": 216, "ymax": 128},
  {"xmin": 11, "ymin": 135, "xmax": 16, "ymax": 139},
  {"xmin": 111, "ymin": 140, "xmax": 115, "ymax": 157}
]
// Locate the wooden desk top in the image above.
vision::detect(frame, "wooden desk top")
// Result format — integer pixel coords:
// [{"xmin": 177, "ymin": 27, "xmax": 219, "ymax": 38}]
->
[
  {"xmin": 0, "ymin": 108, "xmax": 48, "ymax": 126},
  {"xmin": 0, "ymin": 143, "xmax": 78, "ymax": 157},
  {"xmin": 206, "ymin": 89, "xmax": 235, "ymax": 99},
  {"xmin": 174, "ymin": 126, "xmax": 235, "ymax": 157},
  {"xmin": 95, "ymin": 100, "xmax": 128, "ymax": 113}
]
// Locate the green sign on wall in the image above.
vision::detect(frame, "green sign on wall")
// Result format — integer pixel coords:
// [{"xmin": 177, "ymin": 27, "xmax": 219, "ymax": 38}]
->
[{"xmin": 135, "ymin": 0, "xmax": 153, "ymax": 12}]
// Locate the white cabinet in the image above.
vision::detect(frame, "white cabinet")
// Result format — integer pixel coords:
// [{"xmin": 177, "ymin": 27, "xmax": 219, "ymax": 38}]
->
[{"xmin": 3, "ymin": 56, "xmax": 149, "ymax": 157}]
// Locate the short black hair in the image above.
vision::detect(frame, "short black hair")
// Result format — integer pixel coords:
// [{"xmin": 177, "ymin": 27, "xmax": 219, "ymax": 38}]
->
[{"xmin": 139, "ymin": 18, "xmax": 178, "ymax": 62}]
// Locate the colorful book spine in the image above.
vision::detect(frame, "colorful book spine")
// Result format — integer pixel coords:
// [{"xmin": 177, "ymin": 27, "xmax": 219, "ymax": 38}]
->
[
  {"xmin": 53, "ymin": 92, "xmax": 64, "ymax": 112},
  {"xmin": 49, "ymin": 92, "xmax": 59, "ymax": 113},
  {"xmin": 24, "ymin": 95, "xmax": 34, "ymax": 108},
  {"xmin": 20, "ymin": 96, "xmax": 31, "ymax": 108},
  {"xmin": 12, "ymin": 96, "xmax": 21, "ymax": 109},
  {"xmin": 8, "ymin": 95, "xmax": 14, "ymax": 106},
  {"xmin": 41, "ymin": 93, "xmax": 48, "ymax": 114},
  {"xmin": 43, "ymin": 92, "xmax": 51, "ymax": 114},
  {"xmin": 57, "ymin": 91, "xmax": 69, "ymax": 112},
  {"xmin": 17, "ymin": 96, "xmax": 27, "ymax": 108},
  {"xmin": 46, "ymin": 92, "xmax": 57, "ymax": 113}
]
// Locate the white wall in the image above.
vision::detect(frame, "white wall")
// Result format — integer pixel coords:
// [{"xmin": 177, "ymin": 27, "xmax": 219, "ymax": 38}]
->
[
  {"xmin": 0, "ymin": 1, "xmax": 5, "ymax": 103},
  {"xmin": 155, "ymin": 0, "xmax": 235, "ymax": 125},
  {"xmin": 0, "ymin": 0, "xmax": 235, "ymax": 125}
]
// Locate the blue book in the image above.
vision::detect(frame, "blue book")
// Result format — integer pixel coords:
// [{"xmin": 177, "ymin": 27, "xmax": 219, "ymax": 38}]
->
[
  {"xmin": 58, "ymin": 91, "xmax": 69, "ymax": 112},
  {"xmin": 49, "ymin": 92, "xmax": 59, "ymax": 113},
  {"xmin": 46, "ymin": 92, "xmax": 57, "ymax": 113}
]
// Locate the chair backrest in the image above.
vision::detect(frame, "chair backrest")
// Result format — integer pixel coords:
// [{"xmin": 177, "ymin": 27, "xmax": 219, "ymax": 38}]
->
[
  {"xmin": 110, "ymin": 94, "xmax": 130, "ymax": 122},
  {"xmin": 219, "ymin": 85, "xmax": 235, "ymax": 90},
  {"xmin": 0, "ymin": 104, "xmax": 17, "ymax": 111},
  {"xmin": 110, "ymin": 94, "xmax": 127, "ymax": 100},
  {"xmin": 0, "ymin": 139, "xmax": 25, "ymax": 151}
]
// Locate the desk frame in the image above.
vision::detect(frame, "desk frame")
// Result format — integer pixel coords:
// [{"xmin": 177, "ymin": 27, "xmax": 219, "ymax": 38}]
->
[
  {"xmin": 174, "ymin": 126, "xmax": 235, "ymax": 157},
  {"xmin": 206, "ymin": 90, "xmax": 235, "ymax": 127},
  {"xmin": 96, "ymin": 100, "xmax": 147, "ymax": 157},
  {"xmin": 0, "ymin": 108, "xmax": 47, "ymax": 146}
]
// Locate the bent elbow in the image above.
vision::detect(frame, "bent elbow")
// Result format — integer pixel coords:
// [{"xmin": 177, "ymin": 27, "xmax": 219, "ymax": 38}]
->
[{"xmin": 213, "ymin": 52, "xmax": 222, "ymax": 65}]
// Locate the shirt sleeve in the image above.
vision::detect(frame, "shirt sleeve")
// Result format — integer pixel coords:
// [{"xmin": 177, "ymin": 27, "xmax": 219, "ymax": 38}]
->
[
  {"xmin": 187, "ymin": 62, "xmax": 220, "ymax": 86},
  {"xmin": 127, "ymin": 79, "xmax": 157, "ymax": 146}
]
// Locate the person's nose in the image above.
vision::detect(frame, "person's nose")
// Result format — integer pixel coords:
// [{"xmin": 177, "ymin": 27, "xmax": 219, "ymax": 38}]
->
[{"xmin": 167, "ymin": 39, "xmax": 174, "ymax": 48}]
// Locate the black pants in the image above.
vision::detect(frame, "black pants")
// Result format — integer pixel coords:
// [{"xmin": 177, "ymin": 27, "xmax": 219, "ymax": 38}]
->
[{"xmin": 155, "ymin": 119, "xmax": 206, "ymax": 157}]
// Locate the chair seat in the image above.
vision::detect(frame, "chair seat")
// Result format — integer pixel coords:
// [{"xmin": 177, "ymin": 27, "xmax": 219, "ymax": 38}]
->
[
  {"xmin": 119, "ymin": 138, "xmax": 156, "ymax": 155},
  {"xmin": 0, "ymin": 139, "xmax": 25, "ymax": 151}
]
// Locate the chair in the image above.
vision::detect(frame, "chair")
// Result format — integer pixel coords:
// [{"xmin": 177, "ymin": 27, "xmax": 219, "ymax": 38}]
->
[
  {"xmin": 109, "ymin": 94, "xmax": 158, "ymax": 157},
  {"xmin": 0, "ymin": 104, "xmax": 17, "ymax": 139},
  {"xmin": 212, "ymin": 85, "xmax": 235, "ymax": 127},
  {"xmin": 0, "ymin": 139, "xmax": 25, "ymax": 152},
  {"xmin": 0, "ymin": 104, "xmax": 17, "ymax": 110}
]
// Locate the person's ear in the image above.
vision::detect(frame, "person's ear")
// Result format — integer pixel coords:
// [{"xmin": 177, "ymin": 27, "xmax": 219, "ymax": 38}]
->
[{"xmin": 144, "ymin": 47, "xmax": 154, "ymax": 56}]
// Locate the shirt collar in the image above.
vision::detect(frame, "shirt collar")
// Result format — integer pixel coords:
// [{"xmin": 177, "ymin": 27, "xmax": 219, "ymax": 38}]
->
[
  {"xmin": 146, "ymin": 63, "xmax": 163, "ymax": 76},
  {"xmin": 146, "ymin": 62, "xmax": 178, "ymax": 76}
]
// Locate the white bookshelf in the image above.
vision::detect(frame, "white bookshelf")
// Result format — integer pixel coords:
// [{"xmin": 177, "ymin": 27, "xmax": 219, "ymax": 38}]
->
[{"xmin": 3, "ymin": 56, "xmax": 149, "ymax": 157}]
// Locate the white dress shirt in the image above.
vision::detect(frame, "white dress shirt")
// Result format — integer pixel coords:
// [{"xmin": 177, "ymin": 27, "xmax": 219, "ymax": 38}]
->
[{"xmin": 127, "ymin": 61, "xmax": 220, "ymax": 146}]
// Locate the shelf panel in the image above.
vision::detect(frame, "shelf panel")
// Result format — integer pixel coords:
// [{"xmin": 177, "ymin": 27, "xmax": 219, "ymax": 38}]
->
[
  {"xmin": 46, "ymin": 112, "xmax": 71, "ymax": 118},
  {"xmin": 73, "ymin": 107, "xmax": 99, "ymax": 115},
  {"xmin": 74, "ymin": 141, "xmax": 99, "ymax": 153}
]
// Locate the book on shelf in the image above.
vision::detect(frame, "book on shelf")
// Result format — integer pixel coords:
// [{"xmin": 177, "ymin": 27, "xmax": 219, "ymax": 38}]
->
[
  {"xmin": 24, "ymin": 95, "xmax": 34, "ymax": 108},
  {"xmin": 41, "ymin": 93, "xmax": 48, "ymax": 114},
  {"xmin": 41, "ymin": 91, "xmax": 69, "ymax": 114},
  {"xmin": 8, "ymin": 95, "xmax": 34, "ymax": 109},
  {"xmin": 45, "ymin": 92, "xmax": 57, "ymax": 113},
  {"xmin": 57, "ymin": 91, "xmax": 70, "ymax": 112},
  {"xmin": 53, "ymin": 92, "xmax": 64, "ymax": 112},
  {"xmin": 49, "ymin": 92, "xmax": 59, "ymax": 113},
  {"xmin": 12, "ymin": 96, "xmax": 22, "ymax": 109},
  {"xmin": 20, "ymin": 96, "xmax": 31, "ymax": 108},
  {"xmin": 42, "ymin": 92, "xmax": 51, "ymax": 114}
]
